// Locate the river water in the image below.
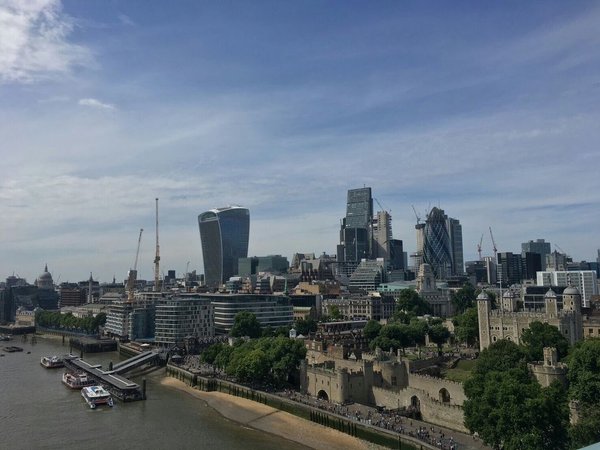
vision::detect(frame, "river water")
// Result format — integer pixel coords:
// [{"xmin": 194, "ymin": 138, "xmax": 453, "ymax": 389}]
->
[{"xmin": 0, "ymin": 336, "xmax": 309, "ymax": 450}]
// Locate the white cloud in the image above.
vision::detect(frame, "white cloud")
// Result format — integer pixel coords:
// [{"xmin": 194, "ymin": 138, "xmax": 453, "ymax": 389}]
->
[
  {"xmin": 0, "ymin": 0, "xmax": 91, "ymax": 83},
  {"xmin": 78, "ymin": 97, "xmax": 115, "ymax": 110}
]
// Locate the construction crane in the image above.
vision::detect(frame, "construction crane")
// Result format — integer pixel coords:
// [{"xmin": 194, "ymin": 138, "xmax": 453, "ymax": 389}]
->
[
  {"xmin": 127, "ymin": 228, "xmax": 143, "ymax": 301},
  {"xmin": 411, "ymin": 205, "xmax": 421, "ymax": 225},
  {"xmin": 489, "ymin": 227, "xmax": 498, "ymax": 260},
  {"xmin": 374, "ymin": 198, "xmax": 390, "ymax": 214},
  {"xmin": 477, "ymin": 234, "xmax": 484, "ymax": 261},
  {"xmin": 154, "ymin": 198, "xmax": 161, "ymax": 292}
]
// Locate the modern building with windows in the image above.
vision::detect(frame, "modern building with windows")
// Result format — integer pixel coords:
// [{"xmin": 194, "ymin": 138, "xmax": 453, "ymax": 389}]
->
[
  {"xmin": 521, "ymin": 239, "xmax": 551, "ymax": 271},
  {"xmin": 198, "ymin": 206, "xmax": 250, "ymax": 289},
  {"xmin": 423, "ymin": 208, "xmax": 453, "ymax": 279},
  {"xmin": 199, "ymin": 293, "xmax": 294, "ymax": 335},
  {"xmin": 337, "ymin": 187, "xmax": 373, "ymax": 275},
  {"xmin": 154, "ymin": 295, "xmax": 213, "ymax": 346}
]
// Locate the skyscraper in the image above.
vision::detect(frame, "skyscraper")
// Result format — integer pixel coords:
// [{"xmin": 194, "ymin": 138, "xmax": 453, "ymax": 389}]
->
[
  {"xmin": 422, "ymin": 207, "xmax": 463, "ymax": 279},
  {"xmin": 338, "ymin": 187, "xmax": 373, "ymax": 274},
  {"xmin": 521, "ymin": 239, "xmax": 551, "ymax": 270},
  {"xmin": 198, "ymin": 206, "xmax": 250, "ymax": 289}
]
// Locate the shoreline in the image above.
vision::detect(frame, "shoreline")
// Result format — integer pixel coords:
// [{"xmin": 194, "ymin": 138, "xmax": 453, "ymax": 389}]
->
[{"xmin": 161, "ymin": 376, "xmax": 385, "ymax": 450}]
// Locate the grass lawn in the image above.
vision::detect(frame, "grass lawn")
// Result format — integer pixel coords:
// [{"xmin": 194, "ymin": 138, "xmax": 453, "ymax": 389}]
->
[{"xmin": 443, "ymin": 359, "xmax": 477, "ymax": 383}]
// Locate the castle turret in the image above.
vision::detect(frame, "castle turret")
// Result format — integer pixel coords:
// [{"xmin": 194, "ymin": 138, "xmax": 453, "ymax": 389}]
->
[
  {"xmin": 544, "ymin": 289, "xmax": 558, "ymax": 317},
  {"xmin": 477, "ymin": 291, "xmax": 491, "ymax": 350},
  {"xmin": 562, "ymin": 285, "xmax": 583, "ymax": 342},
  {"xmin": 501, "ymin": 290, "xmax": 518, "ymax": 312}
]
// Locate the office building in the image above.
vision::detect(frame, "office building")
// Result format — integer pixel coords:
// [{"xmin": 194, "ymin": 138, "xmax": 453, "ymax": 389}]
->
[
  {"xmin": 198, "ymin": 206, "xmax": 250, "ymax": 289},
  {"xmin": 372, "ymin": 210, "xmax": 392, "ymax": 260},
  {"xmin": 338, "ymin": 187, "xmax": 373, "ymax": 275},
  {"xmin": 522, "ymin": 252, "xmax": 542, "ymax": 280},
  {"xmin": 418, "ymin": 207, "xmax": 463, "ymax": 279},
  {"xmin": 496, "ymin": 252, "xmax": 523, "ymax": 286},
  {"xmin": 521, "ymin": 239, "xmax": 551, "ymax": 270},
  {"xmin": 154, "ymin": 295, "xmax": 213, "ymax": 346},
  {"xmin": 537, "ymin": 270, "xmax": 598, "ymax": 308},
  {"xmin": 238, "ymin": 255, "xmax": 289, "ymax": 277},
  {"xmin": 200, "ymin": 293, "xmax": 294, "ymax": 335}
]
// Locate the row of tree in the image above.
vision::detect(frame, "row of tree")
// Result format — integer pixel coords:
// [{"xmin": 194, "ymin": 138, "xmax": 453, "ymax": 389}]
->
[
  {"xmin": 35, "ymin": 310, "xmax": 106, "ymax": 334},
  {"xmin": 201, "ymin": 336, "xmax": 307, "ymax": 386},
  {"xmin": 464, "ymin": 332, "xmax": 600, "ymax": 450}
]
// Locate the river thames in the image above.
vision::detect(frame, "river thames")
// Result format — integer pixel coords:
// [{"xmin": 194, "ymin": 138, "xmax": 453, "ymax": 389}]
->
[{"xmin": 0, "ymin": 336, "xmax": 309, "ymax": 450}]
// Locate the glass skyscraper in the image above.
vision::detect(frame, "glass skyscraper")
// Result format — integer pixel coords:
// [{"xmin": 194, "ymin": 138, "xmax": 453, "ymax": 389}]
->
[
  {"xmin": 198, "ymin": 206, "xmax": 250, "ymax": 288},
  {"xmin": 422, "ymin": 207, "xmax": 463, "ymax": 279},
  {"xmin": 338, "ymin": 187, "xmax": 373, "ymax": 267}
]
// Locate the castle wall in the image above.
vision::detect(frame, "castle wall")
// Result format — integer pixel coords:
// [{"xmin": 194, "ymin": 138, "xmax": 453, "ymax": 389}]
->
[
  {"xmin": 407, "ymin": 373, "xmax": 466, "ymax": 405},
  {"xmin": 372, "ymin": 386, "xmax": 467, "ymax": 432}
]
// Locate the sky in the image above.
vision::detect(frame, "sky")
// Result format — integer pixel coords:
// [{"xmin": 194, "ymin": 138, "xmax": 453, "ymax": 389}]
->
[{"xmin": 1, "ymin": 0, "xmax": 600, "ymax": 283}]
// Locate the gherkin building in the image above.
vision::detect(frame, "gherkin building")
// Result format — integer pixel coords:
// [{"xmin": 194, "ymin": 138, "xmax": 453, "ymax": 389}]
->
[{"xmin": 423, "ymin": 207, "xmax": 453, "ymax": 279}]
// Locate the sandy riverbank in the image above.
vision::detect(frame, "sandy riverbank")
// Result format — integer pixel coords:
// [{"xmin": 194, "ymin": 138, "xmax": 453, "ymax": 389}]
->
[{"xmin": 161, "ymin": 377, "xmax": 386, "ymax": 450}]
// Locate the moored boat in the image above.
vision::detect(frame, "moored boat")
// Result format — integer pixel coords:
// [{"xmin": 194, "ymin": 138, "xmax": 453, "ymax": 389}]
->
[
  {"xmin": 62, "ymin": 372, "xmax": 94, "ymax": 389},
  {"xmin": 3, "ymin": 346, "xmax": 23, "ymax": 353},
  {"xmin": 40, "ymin": 355, "xmax": 64, "ymax": 368},
  {"xmin": 81, "ymin": 386, "xmax": 114, "ymax": 409}
]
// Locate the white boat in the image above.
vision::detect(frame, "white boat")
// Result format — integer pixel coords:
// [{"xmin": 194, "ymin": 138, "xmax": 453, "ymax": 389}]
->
[
  {"xmin": 81, "ymin": 386, "xmax": 114, "ymax": 409},
  {"xmin": 40, "ymin": 355, "xmax": 64, "ymax": 368},
  {"xmin": 62, "ymin": 372, "xmax": 94, "ymax": 389}
]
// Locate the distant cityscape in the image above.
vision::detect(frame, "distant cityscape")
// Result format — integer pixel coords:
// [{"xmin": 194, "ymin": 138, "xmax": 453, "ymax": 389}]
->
[{"xmin": 2, "ymin": 185, "xmax": 600, "ymax": 448}]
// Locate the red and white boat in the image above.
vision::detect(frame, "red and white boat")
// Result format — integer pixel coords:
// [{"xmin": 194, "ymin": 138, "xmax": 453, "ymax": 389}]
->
[{"xmin": 62, "ymin": 372, "xmax": 94, "ymax": 389}]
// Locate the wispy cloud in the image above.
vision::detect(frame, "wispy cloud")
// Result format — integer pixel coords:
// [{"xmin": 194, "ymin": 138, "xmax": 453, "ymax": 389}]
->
[
  {"xmin": 78, "ymin": 97, "xmax": 115, "ymax": 110},
  {"xmin": 117, "ymin": 13, "xmax": 135, "ymax": 27},
  {"xmin": 0, "ymin": 0, "xmax": 91, "ymax": 83}
]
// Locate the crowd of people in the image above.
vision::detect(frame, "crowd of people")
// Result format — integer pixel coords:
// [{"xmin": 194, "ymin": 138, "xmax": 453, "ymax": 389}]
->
[{"xmin": 278, "ymin": 390, "xmax": 460, "ymax": 449}]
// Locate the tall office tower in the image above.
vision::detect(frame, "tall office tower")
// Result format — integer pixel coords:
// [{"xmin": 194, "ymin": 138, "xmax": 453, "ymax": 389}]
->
[
  {"xmin": 338, "ymin": 187, "xmax": 373, "ymax": 274},
  {"xmin": 198, "ymin": 206, "xmax": 250, "ymax": 289},
  {"xmin": 521, "ymin": 239, "xmax": 551, "ymax": 270},
  {"xmin": 496, "ymin": 252, "xmax": 524, "ymax": 286},
  {"xmin": 423, "ymin": 207, "xmax": 452, "ymax": 279},
  {"xmin": 446, "ymin": 217, "xmax": 464, "ymax": 275},
  {"xmin": 372, "ymin": 210, "xmax": 392, "ymax": 260},
  {"xmin": 422, "ymin": 207, "xmax": 462, "ymax": 279}
]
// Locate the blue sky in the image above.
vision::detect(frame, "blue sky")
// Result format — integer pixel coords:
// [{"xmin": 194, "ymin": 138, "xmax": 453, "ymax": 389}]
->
[{"xmin": 1, "ymin": 0, "xmax": 599, "ymax": 283}]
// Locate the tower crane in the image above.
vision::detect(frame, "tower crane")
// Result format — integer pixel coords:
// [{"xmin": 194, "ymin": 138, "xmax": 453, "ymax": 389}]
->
[
  {"xmin": 127, "ymin": 228, "xmax": 143, "ymax": 301},
  {"xmin": 489, "ymin": 227, "xmax": 498, "ymax": 260},
  {"xmin": 411, "ymin": 205, "xmax": 421, "ymax": 225},
  {"xmin": 477, "ymin": 234, "xmax": 484, "ymax": 261}
]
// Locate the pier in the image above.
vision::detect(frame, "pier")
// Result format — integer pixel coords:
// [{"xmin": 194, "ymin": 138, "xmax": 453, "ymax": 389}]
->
[{"xmin": 63, "ymin": 352, "xmax": 159, "ymax": 402}]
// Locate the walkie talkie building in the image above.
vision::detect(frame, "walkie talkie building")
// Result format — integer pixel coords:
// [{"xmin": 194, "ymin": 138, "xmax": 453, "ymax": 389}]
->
[{"xmin": 198, "ymin": 206, "xmax": 250, "ymax": 289}]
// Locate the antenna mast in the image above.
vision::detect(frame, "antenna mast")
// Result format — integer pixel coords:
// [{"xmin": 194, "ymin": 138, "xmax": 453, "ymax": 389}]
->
[{"xmin": 154, "ymin": 198, "xmax": 160, "ymax": 292}]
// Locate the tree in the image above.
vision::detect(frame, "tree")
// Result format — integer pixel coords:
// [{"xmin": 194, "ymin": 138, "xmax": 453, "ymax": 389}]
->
[
  {"xmin": 453, "ymin": 307, "xmax": 479, "ymax": 347},
  {"xmin": 407, "ymin": 319, "xmax": 428, "ymax": 346},
  {"xmin": 428, "ymin": 324, "xmax": 450, "ymax": 355},
  {"xmin": 370, "ymin": 323, "xmax": 413, "ymax": 354},
  {"xmin": 451, "ymin": 282, "xmax": 476, "ymax": 314},
  {"xmin": 329, "ymin": 305, "xmax": 341, "ymax": 320},
  {"xmin": 521, "ymin": 321, "xmax": 570, "ymax": 362},
  {"xmin": 464, "ymin": 340, "xmax": 569, "ymax": 450},
  {"xmin": 363, "ymin": 320, "xmax": 382, "ymax": 342},
  {"xmin": 568, "ymin": 338, "xmax": 600, "ymax": 407},
  {"xmin": 230, "ymin": 311, "xmax": 262, "ymax": 338},
  {"xmin": 294, "ymin": 318, "xmax": 317, "ymax": 336},
  {"xmin": 569, "ymin": 405, "xmax": 600, "ymax": 450},
  {"xmin": 395, "ymin": 289, "xmax": 432, "ymax": 316}
]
